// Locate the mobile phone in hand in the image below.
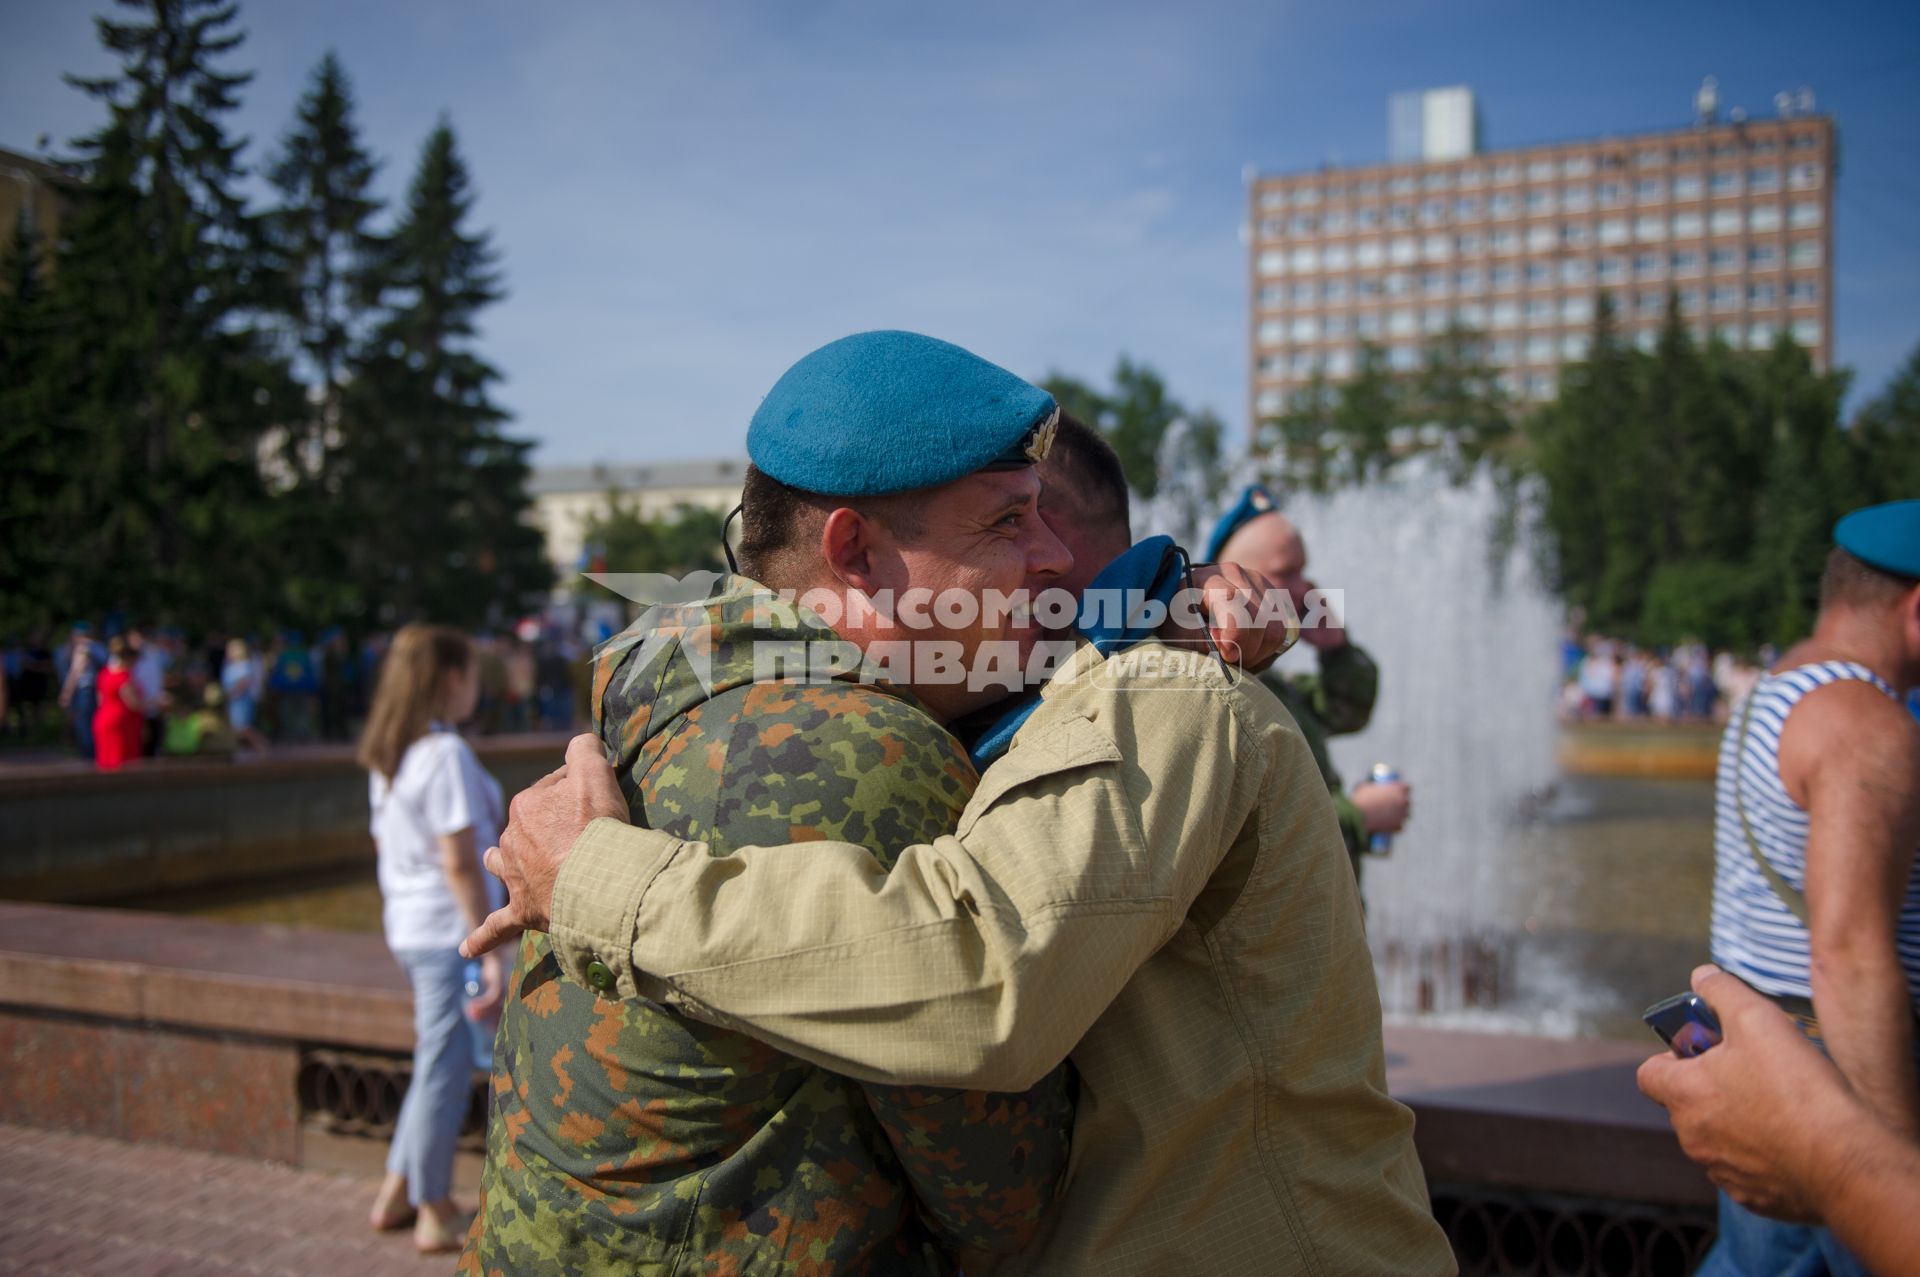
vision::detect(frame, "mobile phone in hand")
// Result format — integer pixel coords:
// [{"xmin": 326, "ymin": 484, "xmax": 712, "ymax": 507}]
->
[{"xmin": 1643, "ymin": 992, "xmax": 1723, "ymax": 1058}]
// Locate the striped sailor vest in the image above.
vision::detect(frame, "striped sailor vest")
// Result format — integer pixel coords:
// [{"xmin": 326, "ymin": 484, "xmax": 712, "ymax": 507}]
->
[{"xmin": 1709, "ymin": 660, "xmax": 1920, "ymax": 1031}]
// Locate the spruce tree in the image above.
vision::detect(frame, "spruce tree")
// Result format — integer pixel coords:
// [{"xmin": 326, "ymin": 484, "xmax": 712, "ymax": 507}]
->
[
  {"xmin": 1530, "ymin": 293, "xmax": 1637, "ymax": 627},
  {"xmin": 1849, "ymin": 343, "xmax": 1920, "ymax": 508},
  {"xmin": 1745, "ymin": 339, "xmax": 1856, "ymax": 646},
  {"xmin": 47, "ymin": 0, "xmax": 301, "ymax": 631},
  {"xmin": 264, "ymin": 51, "xmax": 382, "ymax": 476},
  {"xmin": 336, "ymin": 119, "xmax": 549, "ymax": 628},
  {"xmin": 0, "ymin": 217, "xmax": 72, "ymax": 631}
]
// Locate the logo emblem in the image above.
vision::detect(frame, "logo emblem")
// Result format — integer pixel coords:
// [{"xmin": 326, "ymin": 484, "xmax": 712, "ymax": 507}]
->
[{"xmin": 1024, "ymin": 408, "xmax": 1060, "ymax": 463}]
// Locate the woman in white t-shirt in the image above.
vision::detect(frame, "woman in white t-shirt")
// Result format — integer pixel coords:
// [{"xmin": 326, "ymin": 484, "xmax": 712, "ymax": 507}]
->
[{"xmin": 357, "ymin": 624, "xmax": 506, "ymax": 1253}]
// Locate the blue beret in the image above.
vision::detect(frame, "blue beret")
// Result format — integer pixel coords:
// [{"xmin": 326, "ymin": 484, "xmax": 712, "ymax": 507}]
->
[
  {"xmin": 748, "ymin": 331, "xmax": 1058, "ymax": 496},
  {"xmin": 1203, "ymin": 483, "xmax": 1281, "ymax": 562},
  {"xmin": 1835, "ymin": 499, "xmax": 1920, "ymax": 580}
]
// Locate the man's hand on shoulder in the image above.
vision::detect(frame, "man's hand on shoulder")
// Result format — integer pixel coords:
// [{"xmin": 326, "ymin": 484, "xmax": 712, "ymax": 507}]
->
[
  {"xmin": 1172, "ymin": 562, "xmax": 1298, "ymax": 672},
  {"xmin": 461, "ymin": 733, "xmax": 629, "ymax": 958}
]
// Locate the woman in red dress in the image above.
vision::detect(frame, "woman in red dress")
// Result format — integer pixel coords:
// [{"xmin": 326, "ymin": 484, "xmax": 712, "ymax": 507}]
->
[{"xmin": 92, "ymin": 637, "xmax": 146, "ymax": 769}]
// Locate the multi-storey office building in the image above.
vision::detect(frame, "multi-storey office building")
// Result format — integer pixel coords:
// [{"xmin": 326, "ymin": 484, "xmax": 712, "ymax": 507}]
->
[{"xmin": 1247, "ymin": 109, "xmax": 1835, "ymax": 425}]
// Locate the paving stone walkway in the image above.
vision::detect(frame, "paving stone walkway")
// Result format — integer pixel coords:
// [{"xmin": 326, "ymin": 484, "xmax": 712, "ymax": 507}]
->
[{"xmin": 0, "ymin": 1124, "xmax": 460, "ymax": 1275}]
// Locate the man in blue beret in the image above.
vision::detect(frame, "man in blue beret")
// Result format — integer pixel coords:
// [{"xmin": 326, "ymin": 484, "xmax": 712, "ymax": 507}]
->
[
  {"xmin": 1701, "ymin": 498, "xmax": 1920, "ymax": 1276},
  {"xmin": 1206, "ymin": 485, "xmax": 1408, "ymax": 883},
  {"xmin": 466, "ymin": 331, "xmax": 1079, "ymax": 1275},
  {"xmin": 465, "ymin": 334, "xmax": 1450, "ymax": 1275}
]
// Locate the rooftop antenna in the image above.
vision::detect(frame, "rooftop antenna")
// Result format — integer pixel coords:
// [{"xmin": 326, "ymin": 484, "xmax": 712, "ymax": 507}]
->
[
  {"xmin": 1775, "ymin": 90, "xmax": 1794, "ymax": 119},
  {"xmin": 1695, "ymin": 75, "xmax": 1719, "ymax": 126},
  {"xmin": 1796, "ymin": 86, "xmax": 1816, "ymax": 114}
]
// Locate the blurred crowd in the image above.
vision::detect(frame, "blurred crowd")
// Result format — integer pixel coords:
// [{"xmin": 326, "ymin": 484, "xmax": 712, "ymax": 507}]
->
[
  {"xmin": 0, "ymin": 619, "xmax": 599, "ymax": 768},
  {"xmin": 1558, "ymin": 633, "xmax": 1770, "ymax": 724}
]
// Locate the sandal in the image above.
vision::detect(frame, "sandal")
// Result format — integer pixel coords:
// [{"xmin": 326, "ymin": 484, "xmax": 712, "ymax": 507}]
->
[
  {"xmin": 369, "ymin": 1176, "xmax": 416, "ymax": 1232},
  {"xmin": 414, "ymin": 1205, "xmax": 473, "ymax": 1254}
]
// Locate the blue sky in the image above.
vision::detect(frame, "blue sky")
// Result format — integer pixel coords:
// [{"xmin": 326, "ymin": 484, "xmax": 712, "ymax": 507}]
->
[{"xmin": 3, "ymin": 0, "xmax": 1916, "ymax": 465}]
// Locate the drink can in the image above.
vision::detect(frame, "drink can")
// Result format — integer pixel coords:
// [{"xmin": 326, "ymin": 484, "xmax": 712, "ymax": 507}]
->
[{"xmin": 1367, "ymin": 762, "xmax": 1399, "ymax": 855}]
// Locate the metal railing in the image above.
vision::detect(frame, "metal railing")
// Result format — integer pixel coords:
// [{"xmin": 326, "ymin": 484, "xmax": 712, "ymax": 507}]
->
[
  {"xmin": 294, "ymin": 1047, "xmax": 1723, "ymax": 1274},
  {"xmin": 1431, "ymin": 1184, "xmax": 1715, "ymax": 1276},
  {"xmin": 297, "ymin": 1046, "xmax": 486, "ymax": 1141}
]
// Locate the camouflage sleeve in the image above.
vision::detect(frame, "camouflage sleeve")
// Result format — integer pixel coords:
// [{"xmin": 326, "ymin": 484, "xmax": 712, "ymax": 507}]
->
[
  {"xmin": 1296, "ymin": 639, "xmax": 1379, "ymax": 737},
  {"xmin": 788, "ymin": 701, "xmax": 1074, "ymax": 1257},
  {"xmin": 696, "ymin": 685, "xmax": 1077, "ymax": 1258},
  {"xmin": 865, "ymin": 1066, "xmax": 1075, "ymax": 1255}
]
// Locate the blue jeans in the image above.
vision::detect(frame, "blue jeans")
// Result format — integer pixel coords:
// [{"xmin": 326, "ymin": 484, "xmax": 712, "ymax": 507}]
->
[
  {"xmin": 69, "ymin": 688, "xmax": 95, "ymax": 758},
  {"xmin": 387, "ymin": 947, "xmax": 477, "ymax": 1205},
  {"xmin": 1698, "ymin": 1192, "xmax": 1870, "ymax": 1277}
]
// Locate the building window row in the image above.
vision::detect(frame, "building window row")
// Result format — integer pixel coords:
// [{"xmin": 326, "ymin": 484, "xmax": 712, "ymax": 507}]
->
[
  {"xmin": 1258, "ymin": 256, "xmax": 1818, "ymax": 311},
  {"xmin": 1259, "ymin": 191, "xmax": 1825, "ymax": 242},
  {"xmin": 1255, "ymin": 285, "xmax": 1819, "ymax": 350},
  {"xmin": 1626, "ymin": 282, "xmax": 1811, "ymax": 314},
  {"xmin": 1622, "ymin": 319, "xmax": 1823, "ymax": 353},
  {"xmin": 1257, "ymin": 296, "xmax": 1602, "ymax": 344},
  {"xmin": 1257, "ymin": 321, "xmax": 1823, "ymax": 417},
  {"xmin": 1256, "ymin": 318, "xmax": 1826, "ymax": 398},
  {"xmin": 1254, "ymin": 142, "xmax": 1824, "ymax": 211},
  {"xmin": 1258, "ymin": 225, "xmax": 1821, "ymax": 279}
]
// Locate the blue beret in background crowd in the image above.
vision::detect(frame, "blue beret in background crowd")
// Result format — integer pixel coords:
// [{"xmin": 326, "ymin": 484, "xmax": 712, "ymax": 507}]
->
[
  {"xmin": 1203, "ymin": 483, "xmax": 1281, "ymax": 562},
  {"xmin": 748, "ymin": 330, "xmax": 1058, "ymax": 497},
  {"xmin": 1834, "ymin": 499, "xmax": 1920, "ymax": 580}
]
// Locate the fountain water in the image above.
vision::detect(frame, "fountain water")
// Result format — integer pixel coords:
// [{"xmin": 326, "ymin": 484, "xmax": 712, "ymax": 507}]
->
[{"xmin": 1140, "ymin": 455, "xmax": 1683, "ymax": 1037}]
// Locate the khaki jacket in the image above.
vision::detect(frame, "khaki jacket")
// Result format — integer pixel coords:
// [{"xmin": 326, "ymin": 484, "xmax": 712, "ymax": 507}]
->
[{"xmin": 551, "ymin": 641, "xmax": 1453, "ymax": 1276}]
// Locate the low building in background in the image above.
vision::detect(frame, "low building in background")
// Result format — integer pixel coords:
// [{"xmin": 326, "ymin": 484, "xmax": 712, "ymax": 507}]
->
[
  {"xmin": 1248, "ymin": 84, "xmax": 1836, "ymax": 423},
  {"xmin": 0, "ymin": 145, "xmax": 74, "ymax": 270},
  {"xmin": 528, "ymin": 458, "xmax": 744, "ymax": 579}
]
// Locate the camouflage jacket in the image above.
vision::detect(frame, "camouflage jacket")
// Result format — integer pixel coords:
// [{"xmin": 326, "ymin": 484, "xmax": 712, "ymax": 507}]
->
[
  {"xmin": 1258, "ymin": 639, "xmax": 1379, "ymax": 868},
  {"xmin": 463, "ymin": 579, "xmax": 1074, "ymax": 1276}
]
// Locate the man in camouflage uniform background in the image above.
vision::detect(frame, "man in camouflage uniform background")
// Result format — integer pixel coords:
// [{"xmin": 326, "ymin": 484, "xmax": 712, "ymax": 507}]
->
[
  {"xmin": 1207, "ymin": 487, "xmax": 1410, "ymax": 883},
  {"xmin": 462, "ymin": 332, "xmax": 1078, "ymax": 1276}
]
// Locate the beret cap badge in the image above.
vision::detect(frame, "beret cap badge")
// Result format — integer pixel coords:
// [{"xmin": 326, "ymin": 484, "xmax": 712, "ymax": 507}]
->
[{"xmin": 1023, "ymin": 408, "xmax": 1060, "ymax": 464}]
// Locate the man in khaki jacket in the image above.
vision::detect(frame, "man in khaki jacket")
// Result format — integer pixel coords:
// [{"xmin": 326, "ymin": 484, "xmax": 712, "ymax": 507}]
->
[{"xmin": 470, "ymin": 428, "xmax": 1453, "ymax": 1275}]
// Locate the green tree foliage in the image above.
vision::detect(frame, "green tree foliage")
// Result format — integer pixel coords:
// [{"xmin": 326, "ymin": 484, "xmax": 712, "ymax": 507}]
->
[
  {"xmin": 332, "ymin": 120, "xmax": 551, "ymax": 628},
  {"xmin": 1849, "ymin": 344, "xmax": 1920, "ymax": 509},
  {"xmin": 37, "ymin": 0, "xmax": 305, "ymax": 632},
  {"xmin": 1263, "ymin": 370, "xmax": 1340, "ymax": 492},
  {"xmin": 0, "ymin": 218, "xmax": 66, "ymax": 632},
  {"xmin": 264, "ymin": 51, "xmax": 382, "ymax": 468},
  {"xmin": 1528, "ymin": 291, "xmax": 1898, "ymax": 651},
  {"xmin": 1741, "ymin": 340, "xmax": 1858, "ymax": 647},
  {"xmin": 5, "ymin": 4, "xmax": 550, "ymax": 639},
  {"xmin": 1330, "ymin": 342, "xmax": 1400, "ymax": 483},
  {"xmin": 1038, "ymin": 357, "xmax": 1226, "ymax": 508},
  {"xmin": 1412, "ymin": 325, "xmax": 1515, "ymax": 480},
  {"xmin": 576, "ymin": 497, "xmax": 727, "ymax": 594},
  {"xmin": 1256, "ymin": 333, "xmax": 1513, "ymax": 491}
]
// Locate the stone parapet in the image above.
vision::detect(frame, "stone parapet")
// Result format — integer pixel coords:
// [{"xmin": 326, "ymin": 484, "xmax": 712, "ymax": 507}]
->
[
  {"xmin": 0, "ymin": 901, "xmax": 1711, "ymax": 1218},
  {"xmin": 0, "ymin": 734, "xmax": 570, "ymax": 902}
]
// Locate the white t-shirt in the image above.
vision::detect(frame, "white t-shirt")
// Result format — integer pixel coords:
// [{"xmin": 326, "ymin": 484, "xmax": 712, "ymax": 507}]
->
[{"xmin": 369, "ymin": 727, "xmax": 506, "ymax": 951}]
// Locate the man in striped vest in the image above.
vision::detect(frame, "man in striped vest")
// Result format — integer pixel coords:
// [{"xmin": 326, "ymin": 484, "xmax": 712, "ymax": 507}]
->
[{"xmin": 1705, "ymin": 498, "xmax": 1920, "ymax": 1276}]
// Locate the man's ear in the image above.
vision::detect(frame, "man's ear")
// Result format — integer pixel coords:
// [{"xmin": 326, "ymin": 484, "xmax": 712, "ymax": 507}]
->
[{"xmin": 820, "ymin": 507, "xmax": 880, "ymax": 591}]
